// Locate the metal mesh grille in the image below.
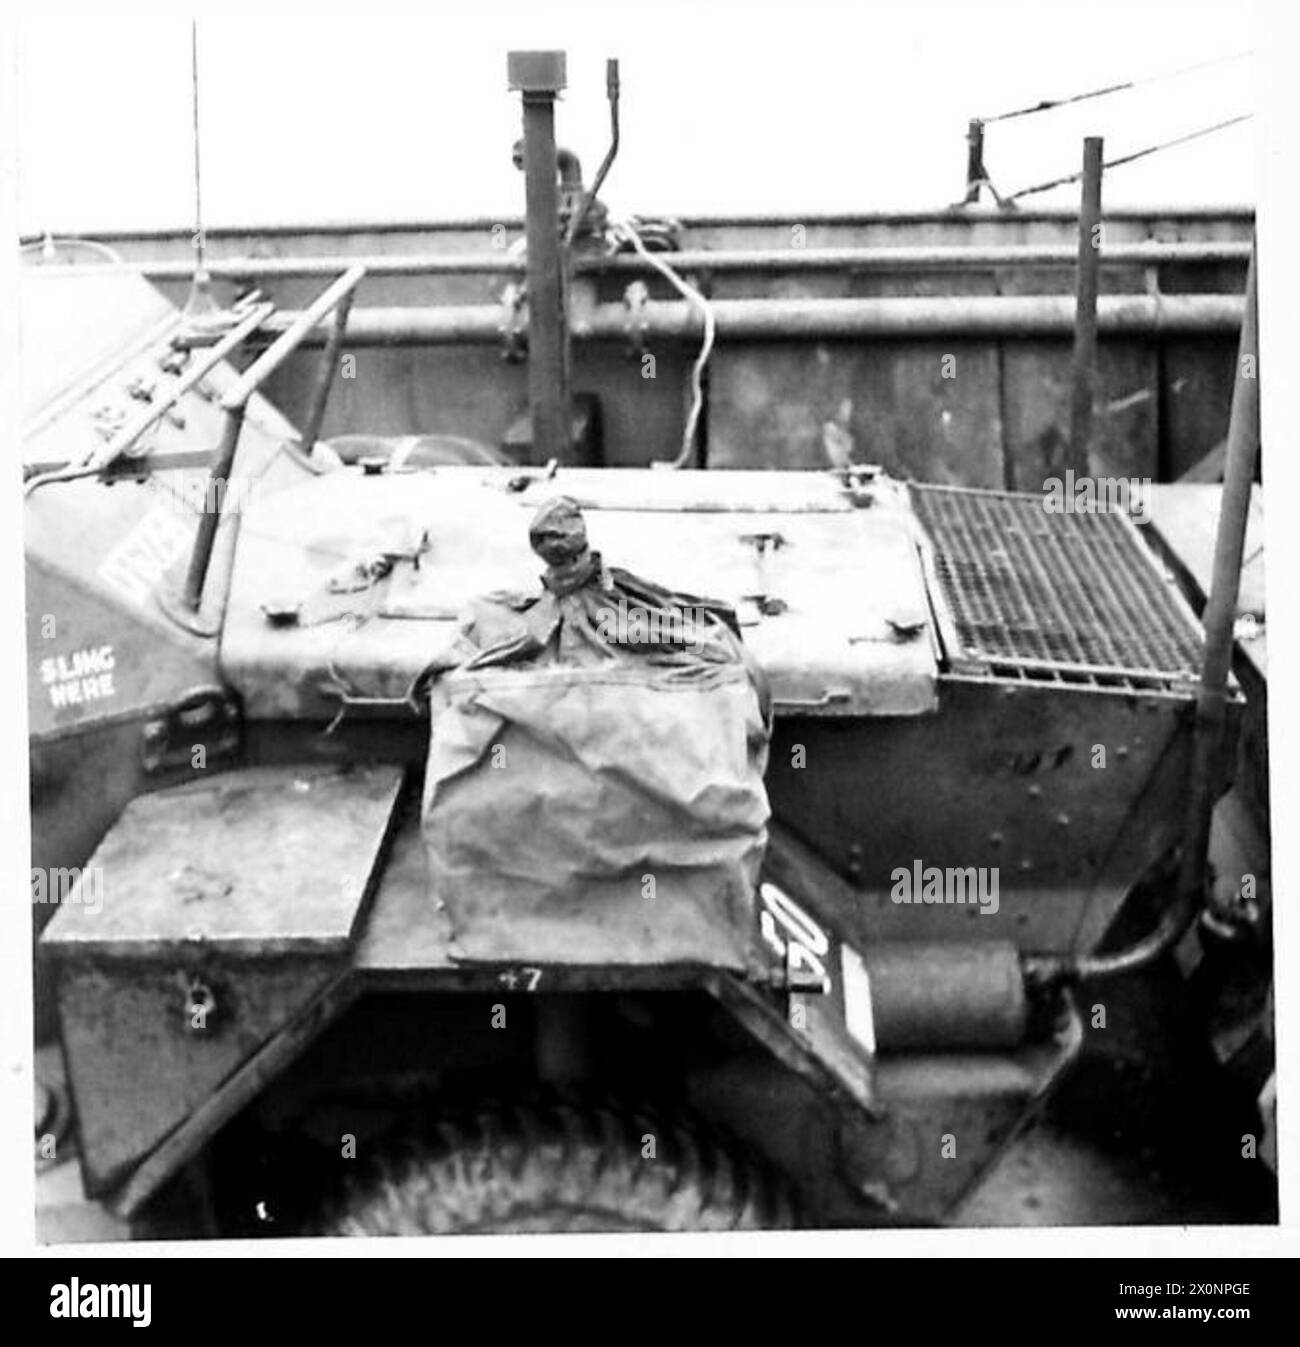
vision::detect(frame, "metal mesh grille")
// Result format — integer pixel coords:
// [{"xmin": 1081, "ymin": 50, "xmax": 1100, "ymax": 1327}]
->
[{"xmin": 909, "ymin": 484, "xmax": 1203, "ymax": 688}]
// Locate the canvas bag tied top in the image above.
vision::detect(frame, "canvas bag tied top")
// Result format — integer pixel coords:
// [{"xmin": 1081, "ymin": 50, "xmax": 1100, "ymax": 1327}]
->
[{"xmin": 422, "ymin": 496, "xmax": 772, "ymax": 967}]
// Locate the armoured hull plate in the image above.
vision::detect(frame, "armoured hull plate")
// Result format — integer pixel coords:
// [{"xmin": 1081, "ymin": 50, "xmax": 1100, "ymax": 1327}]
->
[{"xmin": 221, "ymin": 466, "xmax": 940, "ymax": 719}]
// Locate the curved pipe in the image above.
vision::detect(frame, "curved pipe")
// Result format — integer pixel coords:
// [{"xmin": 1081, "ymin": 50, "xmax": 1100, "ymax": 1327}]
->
[
  {"xmin": 1023, "ymin": 872, "xmax": 1196, "ymax": 987},
  {"xmin": 511, "ymin": 139, "xmax": 583, "ymax": 191},
  {"xmin": 556, "ymin": 147, "xmax": 584, "ymax": 192},
  {"xmin": 1023, "ymin": 247, "xmax": 1260, "ymax": 988}
]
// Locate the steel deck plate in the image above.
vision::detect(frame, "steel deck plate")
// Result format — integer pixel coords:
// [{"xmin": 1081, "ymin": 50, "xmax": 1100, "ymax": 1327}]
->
[{"xmin": 41, "ymin": 764, "xmax": 404, "ymax": 959}]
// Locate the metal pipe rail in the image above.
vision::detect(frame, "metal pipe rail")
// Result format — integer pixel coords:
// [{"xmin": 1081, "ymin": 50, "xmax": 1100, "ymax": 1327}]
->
[
  {"xmin": 217, "ymin": 265, "xmax": 366, "ymax": 413},
  {"xmin": 183, "ymin": 265, "xmax": 366, "ymax": 612},
  {"xmin": 297, "ymin": 289, "xmax": 356, "ymax": 454},
  {"xmin": 18, "ymin": 204, "xmax": 1253, "ymax": 247},
  {"xmin": 260, "ymin": 292, "xmax": 1244, "ymax": 348},
  {"xmin": 58, "ymin": 239, "xmax": 1251, "ymax": 283},
  {"xmin": 23, "ymin": 301, "xmax": 275, "ymax": 499}
]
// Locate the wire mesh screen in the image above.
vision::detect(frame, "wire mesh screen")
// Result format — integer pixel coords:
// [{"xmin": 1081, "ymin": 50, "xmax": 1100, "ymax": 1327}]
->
[{"xmin": 909, "ymin": 484, "xmax": 1203, "ymax": 688}]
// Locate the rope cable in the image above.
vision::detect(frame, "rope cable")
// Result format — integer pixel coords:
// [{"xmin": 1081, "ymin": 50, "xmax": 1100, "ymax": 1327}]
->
[
  {"xmin": 610, "ymin": 217, "xmax": 715, "ymax": 469},
  {"xmin": 1006, "ymin": 113, "xmax": 1253, "ymax": 202},
  {"xmin": 982, "ymin": 50, "xmax": 1252, "ymax": 125}
]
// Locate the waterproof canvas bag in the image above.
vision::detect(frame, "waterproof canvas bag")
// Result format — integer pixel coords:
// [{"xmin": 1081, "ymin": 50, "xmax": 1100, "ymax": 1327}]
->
[{"xmin": 422, "ymin": 496, "xmax": 771, "ymax": 967}]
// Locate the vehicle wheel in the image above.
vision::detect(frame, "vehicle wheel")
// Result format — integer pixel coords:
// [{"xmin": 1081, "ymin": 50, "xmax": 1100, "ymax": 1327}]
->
[{"xmin": 314, "ymin": 1103, "xmax": 796, "ymax": 1235}]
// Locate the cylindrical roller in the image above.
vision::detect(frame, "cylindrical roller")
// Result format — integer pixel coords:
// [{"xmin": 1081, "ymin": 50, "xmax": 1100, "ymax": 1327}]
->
[{"xmin": 863, "ymin": 941, "xmax": 1027, "ymax": 1050}]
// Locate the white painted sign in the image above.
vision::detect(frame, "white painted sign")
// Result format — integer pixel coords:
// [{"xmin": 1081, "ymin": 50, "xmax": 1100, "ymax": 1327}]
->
[
  {"xmin": 40, "ymin": 644, "xmax": 116, "ymax": 708},
  {"xmin": 97, "ymin": 503, "xmax": 193, "ymax": 607}
]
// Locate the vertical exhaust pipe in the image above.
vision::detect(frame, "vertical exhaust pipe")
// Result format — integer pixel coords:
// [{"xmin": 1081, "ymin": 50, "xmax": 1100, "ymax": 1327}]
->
[
  {"xmin": 1177, "ymin": 244, "xmax": 1260, "ymax": 912},
  {"xmin": 1026, "ymin": 243, "xmax": 1260, "ymax": 984},
  {"xmin": 508, "ymin": 50, "xmax": 572, "ymax": 466}
]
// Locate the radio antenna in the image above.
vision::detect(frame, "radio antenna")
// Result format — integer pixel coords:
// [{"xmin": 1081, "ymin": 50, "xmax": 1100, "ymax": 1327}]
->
[{"xmin": 182, "ymin": 18, "xmax": 219, "ymax": 320}]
